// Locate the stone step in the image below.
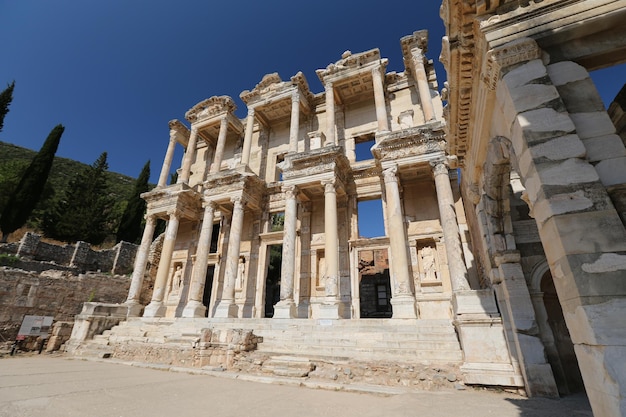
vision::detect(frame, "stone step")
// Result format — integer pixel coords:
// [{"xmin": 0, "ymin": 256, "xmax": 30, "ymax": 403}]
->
[{"xmin": 262, "ymin": 355, "xmax": 315, "ymax": 377}]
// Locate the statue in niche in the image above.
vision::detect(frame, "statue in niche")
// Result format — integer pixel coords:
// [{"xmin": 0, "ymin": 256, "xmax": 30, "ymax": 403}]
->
[
  {"xmin": 420, "ymin": 246, "xmax": 437, "ymax": 281},
  {"xmin": 236, "ymin": 257, "xmax": 245, "ymax": 290},
  {"xmin": 171, "ymin": 265, "xmax": 183, "ymax": 292}
]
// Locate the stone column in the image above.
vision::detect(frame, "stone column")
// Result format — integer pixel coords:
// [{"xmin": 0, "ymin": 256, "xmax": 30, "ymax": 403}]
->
[
  {"xmin": 214, "ymin": 196, "xmax": 245, "ymax": 318},
  {"xmin": 371, "ymin": 66, "xmax": 389, "ymax": 132},
  {"xmin": 241, "ymin": 108, "xmax": 255, "ymax": 166},
  {"xmin": 125, "ymin": 215, "xmax": 157, "ymax": 316},
  {"xmin": 143, "ymin": 211, "xmax": 180, "ymax": 317},
  {"xmin": 324, "ymin": 82, "xmax": 336, "ymax": 146},
  {"xmin": 382, "ymin": 166, "xmax": 417, "ymax": 318},
  {"xmin": 318, "ymin": 178, "xmax": 341, "ymax": 319},
  {"xmin": 288, "ymin": 92, "xmax": 300, "ymax": 153},
  {"xmin": 431, "ymin": 160, "xmax": 470, "ymax": 291},
  {"xmin": 210, "ymin": 116, "xmax": 229, "ymax": 174},
  {"xmin": 182, "ymin": 201, "xmax": 216, "ymax": 318},
  {"xmin": 274, "ymin": 185, "xmax": 298, "ymax": 318},
  {"xmin": 179, "ymin": 127, "xmax": 198, "ymax": 184},
  {"xmin": 411, "ymin": 48, "xmax": 435, "ymax": 122},
  {"xmin": 158, "ymin": 133, "xmax": 177, "ymax": 187}
]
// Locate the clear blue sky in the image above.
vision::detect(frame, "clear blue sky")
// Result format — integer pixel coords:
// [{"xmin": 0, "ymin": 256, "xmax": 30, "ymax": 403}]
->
[{"xmin": 0, "ymin": 1, "xmax": 623, "ymax": 185}]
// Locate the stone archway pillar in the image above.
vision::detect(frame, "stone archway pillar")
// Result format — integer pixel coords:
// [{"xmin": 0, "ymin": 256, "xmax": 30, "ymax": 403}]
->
[
  {"xmin": 125, "ymin": 215, "xmax": 157, "ymax": 317},
  {"xmin": 144, "ymin": 210, "xmax": 180, "ymax": 317},
  {"xmin": 274, "ymin": 185, "xmax": 298, "ymax": 318},
  {"xmin": 182, "ymin": 201, "xmax": 216, "ymax": 318}
]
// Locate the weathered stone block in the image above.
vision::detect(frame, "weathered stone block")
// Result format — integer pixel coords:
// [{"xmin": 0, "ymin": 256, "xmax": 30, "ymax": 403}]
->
[
  {"xmin": 569, "ymin": 112, "xmax": 616, "ymax": 140},
  {"xmin": 502, "ymin": 59, "xmax": 547, "ymax": 89},
  {"xmin": 582, "ymin": 134, "xmax": 626, "ymax": 162},
  {"xmin": 595, "ymin": 157, "xmax": 626, "ymax": 187},
  {"xmin": 509, "ymin": 83, "xmax": 560, "ymax": 113},
  {"xmin": 511, "ymin": 108, "xmax": 576, "ymax": 155},
  {"xmin": 555, "ymin": 79, "xmax": 606, "ymax": 113},
  {"xmin": 546, "ymin": 61, "xmax": 589, "ymax": 86}
]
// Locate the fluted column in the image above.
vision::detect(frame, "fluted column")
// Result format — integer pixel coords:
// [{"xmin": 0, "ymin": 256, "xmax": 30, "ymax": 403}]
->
[
  {"xmin": 214, "ymin": 196, "xmax": 245, "ymax": 318},
  {"xmin": 182, "ymin": 201, "xmax": 216, "ymax": 317},
  {"xmin": 324, "ymin": 82, "xmax": 336, "ymax": 146},
  {"xmin": 372, "ymin": 66, "xmax": 389, "ymax": 132},
  {"xmin": 179, "ymin": 127, "xmax": 198, "ymax": 184},
  {"xmin": 431, "ymin": 160, "xmax": 470, "ymax": 291},
  {"xmin": 411, "ymin": 48, "xmax": 435, "ymax": 122},
  {"xmin": 210, "ymin": 116, "xmax": 229, "ymax": 174},
  {"xmin": 143, "ymin": 211, "xmax": 180, "ymax": 317},
  {"xmin": 158, "ymin": 134, "xmax": 177, "ymax": 187},
  {"xmin": 274, "ymin": 185, "xmax": 298, "ymax": 318},
  {"xmin": 241, "ymin": 108, "xmax": 255, "ymax": 166},
  {"xmin": 125, "ymin": 215, "xmax": 156, "ymax": 316},
  {"xmin": 382, "ymin": 166, "xmax": 417, "ymax": 318}
]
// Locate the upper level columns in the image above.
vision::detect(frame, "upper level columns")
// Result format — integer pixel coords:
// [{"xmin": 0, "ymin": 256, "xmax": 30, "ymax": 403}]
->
[
  {"xmin": 144, "ymin": 210, "xmax": 181, "ymax": 317},
  {"xmin": 431, "ymin": 160, "xmax": 470, "ymax": 291},
  {"xmin": 125, "ymin": 214, "xmax": 157, "ymax": 316},
  {"xmin": 289, "ymin": 92, "xmax": 300, "ymax": 153},
  {"xmin": 179, "ymin": 127, "xmax": 198, "ymax": 184},
  {"xmin": 382, "ymin": 166, "xmax": 417, "ymax": 318},
  {"xmin": 210, "ymin": 116, "xmax": 229, "ymax": 174},
  {"xmin": 371, "ymin": 66, "xmax": 389, "ymax": 132},
  {"xmin": 324, "ymin": 82, "xmax": 336, "ymax": 146},
  {"xmin": 182, "ymin": 200, "xmax": 216, "ymax": 318},
  {"xmin": 158, "ymin": 134, "xmax": 178, "ymax": 187},
  {"xmin": 214, "ymin": 196, "xmax": 246, "ymax": 318},
  {"xmin": 241, "ymin": 108, "xmax": 255, "ymax": 166},
  {"xmin": 274, "ymin": 185, "xmax": 298, "ymax": 318},
  {"xmin": 411, "ymin": 48, "xmax": 435, "ymax": 122}
]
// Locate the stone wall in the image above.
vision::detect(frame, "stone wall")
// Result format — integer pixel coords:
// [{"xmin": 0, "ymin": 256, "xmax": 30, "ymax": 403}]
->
[
  {"xmin": 0, "ymin": 268, "xmax": 131, "ymax": 341},
  {"xmin": 1, "ymin": 232, "xmax": 137, "ymax": 275}
]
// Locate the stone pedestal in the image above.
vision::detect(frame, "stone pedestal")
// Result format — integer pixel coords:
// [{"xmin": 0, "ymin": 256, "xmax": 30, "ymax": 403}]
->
[
  {"xmin": 317, "ymin": 301, "xmax": 343, "ymax": 320},
  {"xmin": 390, "ymin": 295, "xmax": 418, "ymax": 319},
  {"xmin": 273, "ymin": 300, "xmax": 297, "ymax": 319},
  {"xmin": 213, "ymin": 301, "xmax": 238, "ymax": 318}
]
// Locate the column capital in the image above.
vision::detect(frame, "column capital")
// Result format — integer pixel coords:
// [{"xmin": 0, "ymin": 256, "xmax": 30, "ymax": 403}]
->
[
  {"xmin": 166, "ymin": 209, "xmax": 180, "ymax": 218},
  {"xmin": 230, "ymin": 195, "xmax": 246, "ymax": 207},
  {"xmin": 383, "ymin": 165, "xmax": 399, "ymax": 184},
  {"xmin": 324, "ymin": 81, "xmax": 333, "ymax": 90},
  {"xmin": 190, "ymin": 126, "xmax": 199, "ymax": 135},
  {"xmin": 219, "ymin": 115, "xmax": 229, "ymax": 126},
  {"xmin": 291, "ymin": 90, "xmax": 300, "ymax": 102},
  {"xmin": 203, "ymin": 200, "xmax": 217, "ymax": 210},
  {"xmin": 321, "ymin": 178, "xmax": 337, "ymax": 194},
  {"xmin": 371, "ymin": 65, "xmax": 385, "ymax": 79},
  {"xmin": 430, "ymin": 159, "xmax": 449, "ymax": 176},
  {"xmin": 247, "ymin": 107, "xmax": 255, "ymax": 117},
  {"xmin": 282, "ymin": 184, "xmax": 299, "ymax": 199}
]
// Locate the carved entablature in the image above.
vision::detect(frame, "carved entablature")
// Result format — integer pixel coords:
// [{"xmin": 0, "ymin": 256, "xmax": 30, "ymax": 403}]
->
[
  {"xmin": 202, "ymin": 171, "xmax": 265, "ymax": 211},
  {"xmin": 352, "ymin": 165, "xmax": 383, "ymax": 181},
  {"xmin": 281, "ymin": 146, "xmax": 351, "ymax": 185},
  {"xmin": 373, "ymin": 124, "xmax": 446, "ymax": 162},
  {"xmin": 483, "ymin": 38, "xmax": 541, "ymax": 90},
  {"xmin": 185, "ymin": 96, "xmax": 237, "ymax": 124},
  {"xmin": 240, "ymin": 72, "xmax": 314, "ymax": 108},
  {"xmin": 168, "ymin": 119, "xmax": 190, "ymax": 147},
  {"xmin": 315, "ymin": 48, "xmax": 383, "ymax": 83},
  {"xmin": 143, "ymin": 183, "xmax": 201, "ymax": 220}
]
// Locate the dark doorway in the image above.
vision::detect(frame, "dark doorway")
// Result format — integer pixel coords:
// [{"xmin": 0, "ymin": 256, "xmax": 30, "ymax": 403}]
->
[
  {"xmin": 542, "ymin": 270, "xmax": 585, "ymax": 395},
  {"xmin": 202, "ymin": 265, "xmax": 215, "ymax": 317},
  {"xmin": 359, "ymin": 270, "xmax": 392, "ymax": 318},
  {"xmin": 264, "ymin": 244, "xmax": 282, "ymax": 318}
]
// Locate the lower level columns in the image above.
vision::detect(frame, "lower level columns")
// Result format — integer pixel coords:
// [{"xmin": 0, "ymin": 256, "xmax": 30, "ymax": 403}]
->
[
  {"xmin": 144, "ymin": 211, "xmax": 180, "ymax": 317},
  {"xmin": 182, "ymin": 201, "xmax": 216, "ymax": 318},
  {"xmin": 382, "ymin": 166, "xmax": 417, "ymax": 318},
  {"xmin": 318, "ymin": 178, "xmax": 342, "ymax": 319},
  {"xmin": 214, "ymin": 196, "xmax": 246, "ymax": 318},
  {"xmin": 274, "ymin": 185, "xmax": 298, "ymax": 318},
  {"xmin": 125, "ymin": 215, "xmax": 156, "ymax": 316}
]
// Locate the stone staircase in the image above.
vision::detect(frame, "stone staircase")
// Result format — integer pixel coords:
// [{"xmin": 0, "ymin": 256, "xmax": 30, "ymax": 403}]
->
[{"xmin": 71, "ymin": 317, "xmax": 463, "ymax": 366}]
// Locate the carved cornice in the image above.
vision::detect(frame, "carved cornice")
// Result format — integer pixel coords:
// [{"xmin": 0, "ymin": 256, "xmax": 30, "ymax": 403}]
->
[
  {"xmin": 240, "ymin": 71, "xmax": 314, "ymax": 108},
  {"xmin": 483, "ymin": 38, "xmax": 541, "ymax": 89},
  {"xmin": 373, "ymin": 124, "xmax": 447, "ymax": 161},
  {"xmin": 185, "ymin": 96, "xmax": 237, "ymax": 123},
  {"xmin": 168, "ymin": 119, "xmax": 190, "ymax": 147},
  {"xmin": 316, "ymin": 48, "xmax": 383, "ymax": 82}
]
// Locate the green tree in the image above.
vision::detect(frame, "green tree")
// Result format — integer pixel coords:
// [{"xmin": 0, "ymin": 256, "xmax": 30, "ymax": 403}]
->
[
  {"xmin": 0, "ymin": 124, "xmax": 64, "ymax": 242},
  {"xmin": 0, "ymin": 81, "xmax": 15, "ymax": 132},
  {"xmin": 43, "ymin": 152, "xmax": 115, "ymax": 245},
  {"xmin": 116, "ymin": 160, "xmax": 151, "ymax": 243}
]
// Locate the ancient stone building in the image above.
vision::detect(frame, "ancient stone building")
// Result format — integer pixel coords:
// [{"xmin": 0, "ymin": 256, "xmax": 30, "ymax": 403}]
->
[{"xmin": 69, "ymin": 1, "xmax": 626, "ymax": 415}]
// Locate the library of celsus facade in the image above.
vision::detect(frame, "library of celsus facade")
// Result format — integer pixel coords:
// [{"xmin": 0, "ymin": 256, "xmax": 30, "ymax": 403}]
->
[{"xmin": 68, "ymin": 1, "xmax": 626, "ymax": 414}]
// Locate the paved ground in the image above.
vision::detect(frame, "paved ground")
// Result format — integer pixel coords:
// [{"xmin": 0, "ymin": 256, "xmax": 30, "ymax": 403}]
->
[{"xmin": 0, "ymin": 355, "xmax": 593, "ymax": 417}]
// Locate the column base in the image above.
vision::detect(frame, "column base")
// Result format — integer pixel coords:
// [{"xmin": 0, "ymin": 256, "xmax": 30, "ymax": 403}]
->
[
  {"xmin": 143, "ymin": 301, "xmax": 166, "ymax": 318},
  {"xmin": 182, "ymin": 300, "xmax": 207, "ymax": 318},
  {"xmin": 317, "ymin": 300, "xmax": 343, "ymax": 320},
  {"xmin": 390, "ymin": 295, "xmax": 418, "ymax": 319},
  {"xmin": 124, "ymin": 300, "xmax": 144, "ymax": 318},
  {"xmin": 273, "ymin": 300, "xmax": 297, "ymax": 319},
  {"xmin": 213, "ymin": 300, "xmax": 238, "ymax": 318}
]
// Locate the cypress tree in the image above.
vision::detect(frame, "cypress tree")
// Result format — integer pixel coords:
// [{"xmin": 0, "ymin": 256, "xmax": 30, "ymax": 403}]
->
[
  {"xmin": 0, "ymin": 81, "xmax": 15, "ymax": 133},
  {"xmin": 43, "ymin": 152, "xmax": 115, "ymax": 245},
  {"xmin": 116, "ymin": 160, "xmax": 151, "ymax": 243},
  {"xmin": 0, "ymin": 124, "xmax": 64, "ymax": 242}
]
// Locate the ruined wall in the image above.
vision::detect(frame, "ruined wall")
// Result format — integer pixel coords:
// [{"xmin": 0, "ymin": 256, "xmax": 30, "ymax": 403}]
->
[{"xmin": 0, "ymin": 268, "xmax": 131, "ymax": 341}]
